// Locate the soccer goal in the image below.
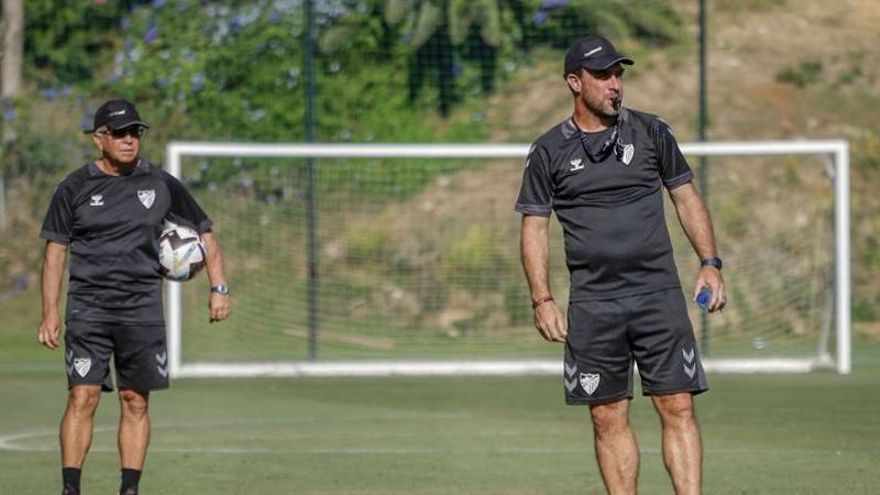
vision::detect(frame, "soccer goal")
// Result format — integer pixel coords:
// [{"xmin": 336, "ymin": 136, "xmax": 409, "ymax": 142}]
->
[{"xmin": 164, "ymin": 140, "xmax": 850, "ymax": 377}]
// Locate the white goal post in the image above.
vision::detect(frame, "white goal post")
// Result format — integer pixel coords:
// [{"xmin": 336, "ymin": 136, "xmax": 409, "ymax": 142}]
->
[{"xmin": 165, "ymin": 140, "xmax": 850, "ymax": 377}]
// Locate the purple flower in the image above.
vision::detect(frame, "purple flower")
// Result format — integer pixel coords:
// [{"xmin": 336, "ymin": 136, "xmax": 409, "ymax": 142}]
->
[
  {"xmin": 534, "ymin": 0, "xmax": 567, "ymax": 24},
  {"xmin": 532, "ymin": 11, "xmax": 548, "ymax": 25},
  {"xmin": 229, "ymin": 15, "xmax": 243, "ymax": 34},
  {"xmin": 41, "ymin": 88, "xmax": 57, "ymax": 100},
  {"xmin": 107, "ymin": 64, "xmax": 122, "ymax": 83},
  {"xmin": 540, "ymin": 0, "xmax": 569, "ymax": 8},
  {"xmin": 152, "ymin": 0, "xmax": 166, "ymax": 8},
  {"xmin": 145, "ymin": 24, "xmax": 159, "ymax": 44},
  {"xmin": 191, "ymin": 73, "xmax": 205, "ymax": 92}
]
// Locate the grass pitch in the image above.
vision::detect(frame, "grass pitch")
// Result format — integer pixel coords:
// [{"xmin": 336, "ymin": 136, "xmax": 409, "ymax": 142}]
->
[{"xmin": 2, "ymin": 295, "xmax": 878, "ymax": 494}]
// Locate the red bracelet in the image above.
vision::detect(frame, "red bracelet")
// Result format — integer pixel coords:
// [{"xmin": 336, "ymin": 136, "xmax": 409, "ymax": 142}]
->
[{"xmin": 531, "ymin": 295, "xmax": 554, "ymax": 309}]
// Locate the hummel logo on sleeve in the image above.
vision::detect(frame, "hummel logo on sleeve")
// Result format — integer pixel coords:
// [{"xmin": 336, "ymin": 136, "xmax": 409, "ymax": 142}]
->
[{"xmin": 524, "ymin": 143, "xmax": 536, "ymax": 168}]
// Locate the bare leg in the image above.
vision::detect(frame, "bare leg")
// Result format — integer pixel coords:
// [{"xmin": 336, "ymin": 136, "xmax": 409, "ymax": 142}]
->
[
  {"xmin": 590, "ymin": 399, "xmax": 639, "ymax": 495},
  {"xmin": 118, "ymin": 389, "xmax": 151, "ymax": 470},
  {"xmin": 651, "ymin": 393, "xmax": 702, "ymax": 495},
  {"xmin": 60, "ymin": 385, "xmax": 102, "ymax": 468}
]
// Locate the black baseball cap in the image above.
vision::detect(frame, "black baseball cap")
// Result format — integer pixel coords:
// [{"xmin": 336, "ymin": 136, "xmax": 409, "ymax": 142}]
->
[
  {"xmin": 564, "ymin": 35, "xmax": 634, "ymax": 75},
  {"xmin": 84, "ymin": 99, "xmax": 150, "ymax": 134}
]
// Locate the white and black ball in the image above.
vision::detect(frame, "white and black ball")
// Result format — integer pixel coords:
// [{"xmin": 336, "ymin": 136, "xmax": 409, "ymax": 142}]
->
[{"xmin": 158, "ymin": 224, "xmax": 206, "ymax": 281}]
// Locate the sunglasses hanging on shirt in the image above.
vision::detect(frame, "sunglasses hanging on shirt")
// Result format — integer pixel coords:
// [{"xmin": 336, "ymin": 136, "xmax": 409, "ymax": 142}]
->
[
  {"xmin": 575, "ymin": 119, "xmax": 619, "ymax": 163},
  {"xmin": 572, "ymin": 113, "xmax": 636, "ymax": 166}
]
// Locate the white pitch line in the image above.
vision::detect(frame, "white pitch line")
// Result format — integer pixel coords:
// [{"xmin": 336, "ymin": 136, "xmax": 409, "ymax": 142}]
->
[
  {"xmin": 0, "ymin": 413, "xmax": 474, "ymax": 453},
  {"xmin": 1, "ymin": 417, "xmax": 860, "ymax": 457}
]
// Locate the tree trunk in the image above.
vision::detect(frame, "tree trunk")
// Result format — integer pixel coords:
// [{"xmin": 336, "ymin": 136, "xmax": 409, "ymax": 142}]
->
[
  {"xmin": 1, "ymin": 0, "xmax": 24, "ymax": 230},
  {"xmin": 2, "ymin": 0, "xmax": 23, "ymax": 139}
]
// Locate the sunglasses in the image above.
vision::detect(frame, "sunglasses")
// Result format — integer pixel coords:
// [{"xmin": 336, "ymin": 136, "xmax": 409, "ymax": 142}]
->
[{"xmin": 97, "ymin": 127, "xmax": 147, "ymax": 139}]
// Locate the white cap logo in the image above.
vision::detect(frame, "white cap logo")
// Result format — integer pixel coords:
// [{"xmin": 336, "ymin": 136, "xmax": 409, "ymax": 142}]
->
[{"xmin": 584, "ymin": 46, "xmax": 603, "ymax": 58}]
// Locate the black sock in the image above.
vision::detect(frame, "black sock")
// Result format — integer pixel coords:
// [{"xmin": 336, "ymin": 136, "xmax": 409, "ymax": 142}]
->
[
  {"xmin": 120, "ymin": 468, "xmax": 141, "ymax": 494},
  {"xmin": 62, "ymin": 467, "xmax": 81, "ymax": 494}
]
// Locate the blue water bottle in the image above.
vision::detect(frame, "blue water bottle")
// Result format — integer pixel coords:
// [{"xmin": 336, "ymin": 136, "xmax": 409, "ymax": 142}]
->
[{"xmin": 696, "ymin": 287, "xmax": 712, "ymax": 310}]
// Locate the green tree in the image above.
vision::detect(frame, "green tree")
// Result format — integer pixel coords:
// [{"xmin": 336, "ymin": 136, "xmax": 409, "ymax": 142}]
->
[
  {"xmin": 23, "ymin": 0, "xmax": 148, "ymax": 85},
  {"xmin": 379, "ymin": 0, "xmax": 516, "ymax": 114}
]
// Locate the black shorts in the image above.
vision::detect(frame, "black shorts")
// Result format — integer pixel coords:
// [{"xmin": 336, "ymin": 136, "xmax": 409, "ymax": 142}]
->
[
  {"xmin": 563, "ymin": 288, "xmax": 708, "ymax": 405},
  {"xmin": 64, "ymin": 320, "xmax": 169, "ymax": 392}
]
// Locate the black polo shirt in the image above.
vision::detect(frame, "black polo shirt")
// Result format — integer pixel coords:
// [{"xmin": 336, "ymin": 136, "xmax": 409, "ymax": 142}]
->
[
  {"xmin": 515, "ymin": 108, "xmax": 694, "ymax": 301},
  {"xmin": 41, "ymin": 160, "xmax": 212, "ymax": 324}
]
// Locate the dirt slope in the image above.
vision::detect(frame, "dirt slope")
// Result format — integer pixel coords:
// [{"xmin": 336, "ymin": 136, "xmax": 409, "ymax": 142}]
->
[{"xmin": 488, "ymin": 0, "xmax": 880, "ymax": 142}]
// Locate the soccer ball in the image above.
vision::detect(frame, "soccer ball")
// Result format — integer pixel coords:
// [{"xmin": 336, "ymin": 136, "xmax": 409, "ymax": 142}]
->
[{"xmin": 158, "ymin": 224, "xmax": 206, "ymax": 281}]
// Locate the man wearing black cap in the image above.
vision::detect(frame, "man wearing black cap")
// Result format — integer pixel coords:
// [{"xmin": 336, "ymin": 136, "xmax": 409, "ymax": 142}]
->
[
  {"xmin": 516, "ymin": 36, "xmax": 726, "ymax": 494},
  {"xmin": 38, "ymin": 99, "xmax": 232, "ymax": 495}
]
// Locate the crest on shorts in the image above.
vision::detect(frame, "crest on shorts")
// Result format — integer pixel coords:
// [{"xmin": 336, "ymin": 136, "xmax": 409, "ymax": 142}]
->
[
  {"xmin": 579, "ymin": 372, "xmax": 600, "ymax": 395},
  {"xmin": 73, "ymin": 358, "xmax": 91, "ymax": 377},
  {"xmin": 138, "ymin": 189, "xmax": 155, "ymax": 209}
]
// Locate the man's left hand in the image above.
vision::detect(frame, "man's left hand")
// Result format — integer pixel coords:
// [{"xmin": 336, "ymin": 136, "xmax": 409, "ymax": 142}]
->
[{"xmin": 693, "ymin": 266, "xmax": 726, "ymax": 312}]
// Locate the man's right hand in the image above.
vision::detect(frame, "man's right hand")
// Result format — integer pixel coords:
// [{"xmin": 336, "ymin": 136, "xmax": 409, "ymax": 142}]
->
[
  {"xmin": 533, "ymin": 301, "xmax": 568, "ymax": 343},
  {"xmin": 38, "ymin": 313, "xmax": 61, "ymax": 349}
]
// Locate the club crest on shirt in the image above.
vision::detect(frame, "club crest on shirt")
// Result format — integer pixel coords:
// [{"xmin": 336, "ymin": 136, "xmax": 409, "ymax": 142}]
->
[
  {"xmin": 579, "ymin": 372, "xmax": 600, "ymax": 395},
  {"xmin": 138, "ymin": 189, "xmax": 156, "ymax": 209},
  {"xmin": 569, "ymin": 158, "xmax": 584, "ymax": 171},
  {"xmin": 73, "ymin": 358, "xmax": 91, "ymax": 377},
  {"xmin": 621, "ymin": 144, "xmax": 635, "ymax": 165}
]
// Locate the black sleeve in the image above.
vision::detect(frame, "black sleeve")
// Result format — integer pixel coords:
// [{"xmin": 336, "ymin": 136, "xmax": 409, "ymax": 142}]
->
[
  {"xmin": 40, "ymin": 183, "xmax": 75, "ymax": 245},
  {"xmin": 653, "ymin": 120, "xmax": 694, "ymax": 190},
  {"xmin": 514, "ymin": 143, "xmax": 554, "ymax": 217},
  {"xmin": 161, "ymin": 171, "xmax": 213, "ymax": 233}
]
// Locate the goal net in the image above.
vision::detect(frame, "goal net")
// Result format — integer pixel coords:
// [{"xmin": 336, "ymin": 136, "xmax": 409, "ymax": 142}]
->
[{"xmin": 164, "ymin": 141, "xmax": 850, "ymax": 377}]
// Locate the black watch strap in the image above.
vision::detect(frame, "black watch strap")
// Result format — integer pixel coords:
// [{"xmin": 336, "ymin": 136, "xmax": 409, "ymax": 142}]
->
[
  {"xmin": 210, "ymin": 284, "xmax": 229, "ymax": 295},
  {"xmin": 700, "ymin": 257, "xmax": 723, "ymax": 269}
]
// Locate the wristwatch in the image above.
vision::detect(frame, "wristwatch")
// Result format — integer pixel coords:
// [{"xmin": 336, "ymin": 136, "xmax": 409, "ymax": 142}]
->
[
  {"xmin": 210, "ymin": 284, "xmax": 230, "ymax": 295},
  {"xmin": 700, "ymin": 257, "xmax": 723, "ymax": 270}
]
